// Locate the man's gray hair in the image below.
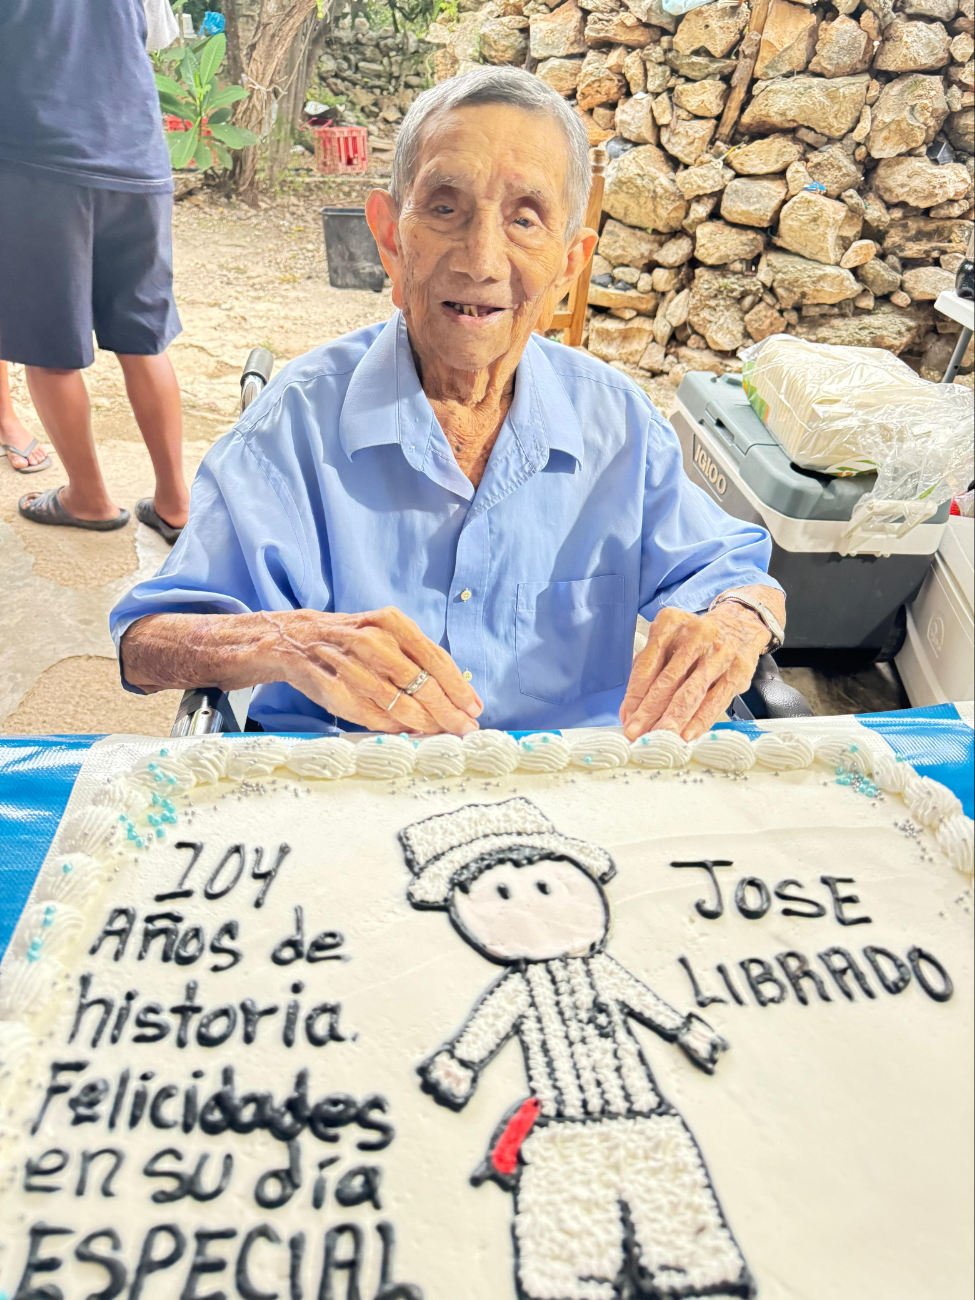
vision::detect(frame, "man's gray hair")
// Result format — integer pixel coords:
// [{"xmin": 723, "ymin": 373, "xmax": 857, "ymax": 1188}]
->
[{"xmin": 391, "ymin": 66, "xmax": 592, "ymax": 235}]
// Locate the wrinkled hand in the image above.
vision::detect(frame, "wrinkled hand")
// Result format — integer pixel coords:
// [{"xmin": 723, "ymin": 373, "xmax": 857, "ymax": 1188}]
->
[
  {"xmin": 271, "ymin": 606, "xmax": 482, "ymax": 736},
  {"xmin": 620, "ymin": 601, "xmax": 771, "ymax": 742}
]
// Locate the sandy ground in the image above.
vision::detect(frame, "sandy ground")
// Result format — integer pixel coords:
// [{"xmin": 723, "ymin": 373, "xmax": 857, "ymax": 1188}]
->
[
  {"xmin": 1, "ymin": 182, "xmax": 906, "ymax": 736},
  {"xmin": 2, "ymin": 181, "xmax": 397, "ymax": 736}
]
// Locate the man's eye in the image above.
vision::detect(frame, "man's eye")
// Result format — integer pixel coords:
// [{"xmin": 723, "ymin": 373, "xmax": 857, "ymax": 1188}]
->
[
  {"xmin": 433, "ymin": 205, "xmax": 454, "ymax": 216},
  {"xmin": 514, "ymin": 217, "xmax": 535, "ymax": 229}
]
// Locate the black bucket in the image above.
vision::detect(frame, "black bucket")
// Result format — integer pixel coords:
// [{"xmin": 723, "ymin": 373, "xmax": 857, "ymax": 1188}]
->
[{"xmin": 321, "ymin": 206, "xmax": 385, "ymax": 292}]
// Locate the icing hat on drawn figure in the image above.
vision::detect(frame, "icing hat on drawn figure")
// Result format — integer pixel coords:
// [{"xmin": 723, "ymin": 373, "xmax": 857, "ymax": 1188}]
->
[{"xmin": 399, "ymin": 797, "xmax": 616, "ymax": 909}]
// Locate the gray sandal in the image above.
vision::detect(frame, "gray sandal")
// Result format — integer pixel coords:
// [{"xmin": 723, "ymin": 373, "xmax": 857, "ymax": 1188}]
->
[
  {"xmin": 2, "ymin": 438, "xmax": 50, "ymax": 474},
  {"xmin": 136, "ymin": 497, "xmax": 183, "ymax": 545},
  {"xmin": 18, "ymin": 485, "xmax": 130, "ymax": 531}
]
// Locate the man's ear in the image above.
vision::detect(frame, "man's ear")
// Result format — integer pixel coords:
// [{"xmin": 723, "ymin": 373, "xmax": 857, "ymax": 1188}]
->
[
  {"xmin": 366, "ymin": 189, "xmax": 403, "ymax": 308},
  {"xmin": 556, "ymin": 225, "xmax": 599, "ymax": 301}
]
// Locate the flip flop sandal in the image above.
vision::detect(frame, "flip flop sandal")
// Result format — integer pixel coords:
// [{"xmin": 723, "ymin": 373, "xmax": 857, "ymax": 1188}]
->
[
  {"xmin": 136, "ymin": 497, "xmax": 183, "ymax": 545},
  {"xmin": 2, "ymin": 438, "xmax": 51, "ymax": 474},
  {"xmin": 18, "ymin": 485, "xmax": 130, "ymax": 531}
]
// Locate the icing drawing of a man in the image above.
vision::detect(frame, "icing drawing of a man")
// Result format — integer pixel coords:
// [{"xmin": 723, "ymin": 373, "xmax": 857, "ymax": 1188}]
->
[{"xmin": 399, "ymin": 797, "xmax": 753, "ymax": 1300}]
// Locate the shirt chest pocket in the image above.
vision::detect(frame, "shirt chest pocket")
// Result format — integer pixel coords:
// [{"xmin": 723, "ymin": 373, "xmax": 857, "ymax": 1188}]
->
[{"xmin": 515, "ymin": 575, "xmax": 627, "ymax": 705}]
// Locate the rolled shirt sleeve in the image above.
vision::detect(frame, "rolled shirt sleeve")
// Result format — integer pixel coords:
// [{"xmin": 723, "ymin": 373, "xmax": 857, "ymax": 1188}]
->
[
  {"xmin": 637, "ymin": 397, "xmax": 780, "ymax": 622},
  {"xmin": 109, "ymin": 432, "xmax": 316, "ymax": 687}
]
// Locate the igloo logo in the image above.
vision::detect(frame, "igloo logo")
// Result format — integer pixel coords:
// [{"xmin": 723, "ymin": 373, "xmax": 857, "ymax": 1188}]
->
[
  {"xmin": 693, "ymin": 435, "xmax": 728, "ymax": 498},
  {"xmin": 927, "ymin": 614, "xmax": 945, "ymax": 655}
]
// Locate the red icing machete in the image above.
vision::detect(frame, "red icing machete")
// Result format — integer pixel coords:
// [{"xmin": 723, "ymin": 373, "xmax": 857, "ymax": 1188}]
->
[{"xmin": 491, "ymin": 1097, "xmax": 542, "ymax": 1175}]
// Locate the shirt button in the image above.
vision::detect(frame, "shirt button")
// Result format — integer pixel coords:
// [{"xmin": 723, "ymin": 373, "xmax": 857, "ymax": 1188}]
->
[
  {"xmin": 462, "ymin": 670, "xmax": 473, "ymax": 682},
  {"xmin": 460, "ymin": 588, "xmax": 472, "ymax": 601}
]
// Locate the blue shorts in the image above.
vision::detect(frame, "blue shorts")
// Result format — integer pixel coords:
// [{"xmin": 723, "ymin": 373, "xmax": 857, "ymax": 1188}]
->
[{"xmin": 0, "ymin": 165, "xmax": 181, "ymax": 369}]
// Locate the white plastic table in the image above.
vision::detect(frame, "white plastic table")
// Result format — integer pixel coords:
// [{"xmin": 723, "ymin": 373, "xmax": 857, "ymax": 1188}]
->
[{"xmin": 934, "ymin": 289, "xmax": 974, "ymax": 383}]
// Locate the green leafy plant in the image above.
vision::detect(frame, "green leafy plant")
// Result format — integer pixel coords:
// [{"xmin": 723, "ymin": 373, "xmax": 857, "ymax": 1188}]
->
[{"xmin": 155, "ymin": 32, "xmax": 258, "ymax": 172}]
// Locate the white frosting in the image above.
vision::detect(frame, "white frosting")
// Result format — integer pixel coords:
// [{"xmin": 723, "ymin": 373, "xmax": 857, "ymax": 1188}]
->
[
  {"xmin": 904, "ymin": 774, "xmax": 964, "ymax": 830},
  {"xmin": 936, "ymin": 814, "xmax": 975, "ymax": 876},
  {"xmin": 516, "ymin": 733, "xmax": 571, "ymax": 773},
  {"xmin": 463, "ymin": 729, "xmax": 521, "ymax": 775},
  {"xmin": 180, "ymin": 740, "xmax": 232, "ymax": 784},
  {"xmin": 0, "ymin": 957, "xmax": 63, "ymax": 1018},
  {"xmin": 354, "ymin": 733, "xmax": 417, "ymax": 779},
  {"xmin": 286, "ymin": 737, "xmax": 357, "ymax": 779},
  {"xmin": 10, "ymin": 901, "xmax": 84, "ymax": 963},
  {"xmin": 568, "ymin": 731, "xmax": 631, "ymax": 770},
  {"xmin": 225, "ymin": 737, "xmax": 292, "ymax": 781},
  {"xmin": 0, "ymin": 1020, "xmax": 34, "ymax": 1076},
  {"xmin": 871, "ymin": 748, "xmax": 912, "ymax": 795},
  {"xmin": 628, "ymin": 731, "xmax": 692, "ymax": 769},
  {"xmin": 58, "ymin": 805, "xmax": 122, "ymax": 857},
  {"xmin": 129, "ymin": 750, "xmax": 197, "ymax": 795},
  {"xmin": 91, "ymin": 777, "xmax": 151, "ymax": 818},
  {"xmin": 815, "ymin": 735, "xmax": 873, "ymax": 776},
  {"xmin": 414, "ymin": 735, "xmax": 467, "ymax": 778},
  {"xmin": 691, "ymin": 730, "xmax": 756, "ymax": 772},
  {"xmin": 753, "ymin": 731, "xmax": 817, "ymax": 772},
  {"xmin": 36, "ymin": 852, "xmax": 103, "ymax": 907},
  {"xmin": 0, "ymin": 726, "xmax": 971, "ymax": 1300}
]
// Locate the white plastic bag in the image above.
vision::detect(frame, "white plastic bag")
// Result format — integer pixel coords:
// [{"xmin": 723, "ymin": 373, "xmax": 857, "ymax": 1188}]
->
[
  {"xmin": 741, "ymin": 335, "xmax": 975, "ymax": 552},
  {"xmin": 144, "ymin": 0, "xmax": 178, "ymax": 51}
]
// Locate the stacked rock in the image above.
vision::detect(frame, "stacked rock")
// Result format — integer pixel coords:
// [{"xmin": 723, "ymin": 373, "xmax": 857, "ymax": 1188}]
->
[
  {"xmin": 426, "ymin": 0, "xmax": 974, "ymax": 388},
  {"xmin": 315, "ymin": 12, "xmax": 434, "ymax": 144}
]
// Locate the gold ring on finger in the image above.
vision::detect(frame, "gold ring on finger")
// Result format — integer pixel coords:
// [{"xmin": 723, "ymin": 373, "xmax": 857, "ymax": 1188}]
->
[{"xmin": 402, "ymin": 669, "xmax": 429, "ymax": 696}]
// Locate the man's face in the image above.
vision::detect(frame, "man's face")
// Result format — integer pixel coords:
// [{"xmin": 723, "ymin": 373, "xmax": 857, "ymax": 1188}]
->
[
  {"xmin": 367, "ymin": 104, "xmax": 590, "ymax": 374},
  {"xmin": 450, "ymin": 857, "xmax": 608, "ymax": 963}
]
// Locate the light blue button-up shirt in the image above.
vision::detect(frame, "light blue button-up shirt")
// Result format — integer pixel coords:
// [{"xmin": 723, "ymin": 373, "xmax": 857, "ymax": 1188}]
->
[{"xmin": 110, "ymin": 312, "xmax": 778, "ymax": 733}]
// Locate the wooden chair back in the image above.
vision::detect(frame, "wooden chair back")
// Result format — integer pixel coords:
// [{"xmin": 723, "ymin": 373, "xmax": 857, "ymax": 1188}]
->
[{"xmin": 539, "ymin": 146, "xmax": 607, "ymax": 347}]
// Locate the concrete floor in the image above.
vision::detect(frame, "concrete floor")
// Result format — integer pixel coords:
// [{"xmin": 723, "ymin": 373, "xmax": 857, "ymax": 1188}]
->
[{"xmin": 780, "ymin": 661, "xmax": 909, "ymax": 717}]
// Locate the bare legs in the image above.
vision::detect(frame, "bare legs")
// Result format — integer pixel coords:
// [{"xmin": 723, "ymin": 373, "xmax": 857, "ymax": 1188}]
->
[
  {"xmin": 23, "ymin": 366, "xmax": 111, "ymax": 518},
  {"xmin": 0, "ymin": 361, "xmax": 47, "ymax": 468},
  {"xmin": 22, "ymin": 351, "xmax": 188, "ymax": 526},
  {"xmin": 117, "ymin": 353, "xmax": 188, "ymax": 528}
]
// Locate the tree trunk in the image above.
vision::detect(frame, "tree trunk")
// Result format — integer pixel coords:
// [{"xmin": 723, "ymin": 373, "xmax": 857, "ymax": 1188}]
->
[
  {"xmin": 266, "ymin": 14, "xmax": 328, "ymax": 185},
  {"xmin": 226, "ymin": 0, "xmax": 322, "ymax": 204},
  {"xmin": 224, "ymin": 0, "xmax": 263, "ymax": 86}
]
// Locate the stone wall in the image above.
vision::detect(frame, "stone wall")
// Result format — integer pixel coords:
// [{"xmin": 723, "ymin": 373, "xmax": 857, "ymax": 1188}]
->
[
  {"xmin": 313, "ymin": 11, "xmax": 434, "ymax": 156},
  {"xmin": 426, "ymin": 0, "xmax": 974, "ymax": 387}
]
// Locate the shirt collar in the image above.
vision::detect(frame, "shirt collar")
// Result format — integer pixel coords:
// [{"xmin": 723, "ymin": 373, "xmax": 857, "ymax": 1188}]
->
[
  {"xmin": 338, "ymin": 312, "xmax": 432, "ymax": 468},
  {"xmin": 506, "ymin": 332, "xmax": 585, "ymax": 472},
  {"xmin": 337, "ymin": 310, "xmax": 585, "ymax": 474}
]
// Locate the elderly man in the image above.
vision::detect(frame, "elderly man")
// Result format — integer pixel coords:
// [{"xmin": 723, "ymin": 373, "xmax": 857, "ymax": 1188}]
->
[{"xmin": 111, "ymin": 67, "xmax": 784, "ymax": 741}]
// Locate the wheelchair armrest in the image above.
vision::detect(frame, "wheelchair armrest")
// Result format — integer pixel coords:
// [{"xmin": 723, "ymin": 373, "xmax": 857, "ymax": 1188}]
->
[
  {"xmin": 171, "ymin": 687, "xmax": 253, "ymax": 737},
  {"xmin": 730, "ymin": 655, "xmax": 813, "ymax": 722}
]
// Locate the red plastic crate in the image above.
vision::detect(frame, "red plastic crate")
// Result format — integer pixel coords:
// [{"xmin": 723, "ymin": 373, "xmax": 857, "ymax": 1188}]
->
[{"xmin": 310, "ymin": 125, "xmax": 370, "ymax": 176}]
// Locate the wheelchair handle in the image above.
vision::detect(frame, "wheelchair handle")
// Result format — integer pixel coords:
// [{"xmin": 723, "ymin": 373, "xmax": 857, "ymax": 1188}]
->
[{"xmin": 240, "ymin": 347, "xmax": 274, "ymax": 412}]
